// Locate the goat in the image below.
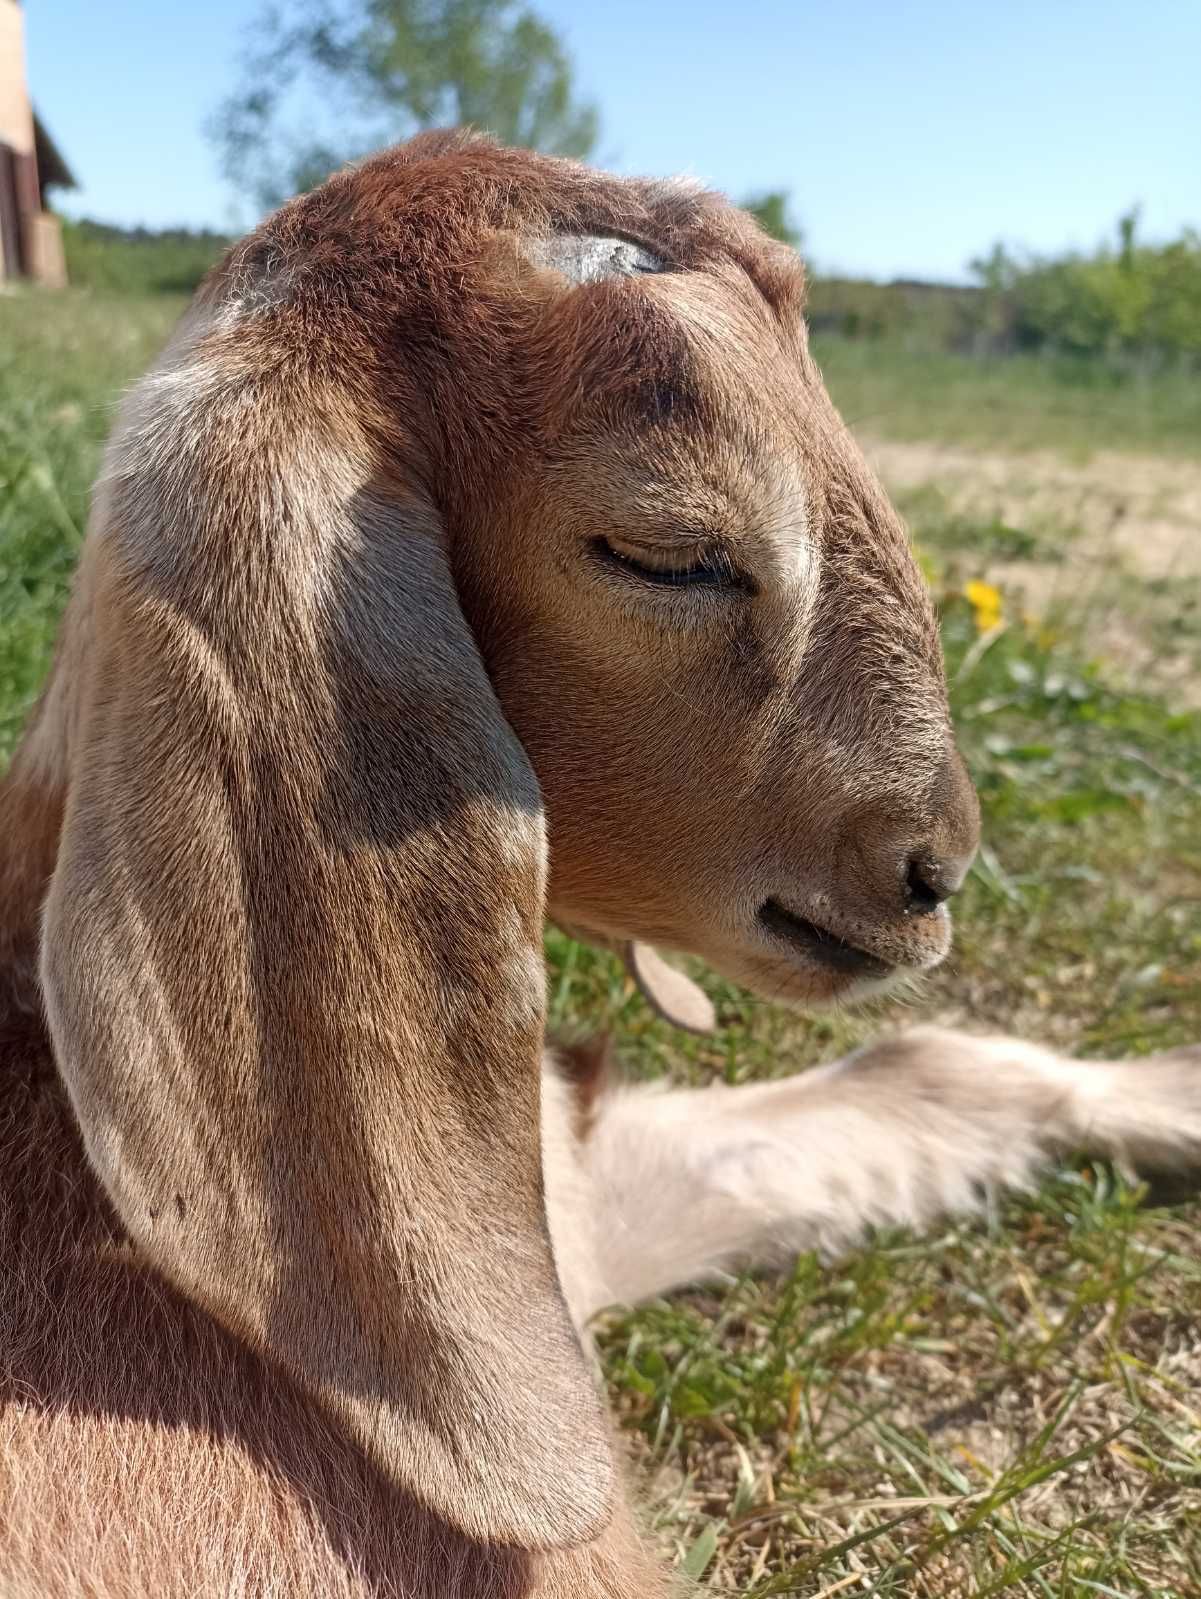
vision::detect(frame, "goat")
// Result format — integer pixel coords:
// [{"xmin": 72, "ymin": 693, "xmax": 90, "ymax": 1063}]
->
[{"xmin": 0, "ymin": 130, "xmax": 1196, "ymax": 1597}]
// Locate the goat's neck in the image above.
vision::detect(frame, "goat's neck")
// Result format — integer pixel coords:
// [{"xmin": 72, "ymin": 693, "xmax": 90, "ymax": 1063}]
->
[
  {"xmin": 0, "ymin": 597, "xmax": 79, "ymax": 1051},
  {"xmin": 0, "ymin": 770, "xmax": 61, "ymax": 1047}
]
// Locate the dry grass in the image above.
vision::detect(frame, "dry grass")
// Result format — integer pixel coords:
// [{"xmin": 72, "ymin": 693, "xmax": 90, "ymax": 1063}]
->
[{"xmin": 867, "ymin": 437, "xmax": 1201, "ymax": 709}]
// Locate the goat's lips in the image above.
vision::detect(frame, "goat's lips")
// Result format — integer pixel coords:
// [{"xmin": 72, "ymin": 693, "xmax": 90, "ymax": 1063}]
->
[{"xmin": 756, "ymin": 899, "xmax": 894, "ymax": 979}]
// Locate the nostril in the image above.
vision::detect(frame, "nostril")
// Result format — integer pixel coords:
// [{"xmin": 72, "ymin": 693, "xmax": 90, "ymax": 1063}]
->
[{"xmin": 905, "ymin": 857, "xmax": 952, "ymax": 914}]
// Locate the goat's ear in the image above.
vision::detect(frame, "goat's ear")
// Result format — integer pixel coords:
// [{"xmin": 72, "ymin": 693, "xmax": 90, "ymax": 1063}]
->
[{"xmin": 39, "ymin": 346, "xmax": 614, "ymax": 1549}]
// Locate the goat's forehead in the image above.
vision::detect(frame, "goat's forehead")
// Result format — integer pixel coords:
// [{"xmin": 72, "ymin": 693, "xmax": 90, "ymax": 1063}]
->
[
  {"xmin": 552, "ymin": 272, "xmax": 914, "ymax": 585},
  {"xmin": 649, "ymin": 266, "xmax": 804, "ymax": 379},
  {"xmin": 551, "ymin": 262, "xmax": 811, "ymax": 452}
]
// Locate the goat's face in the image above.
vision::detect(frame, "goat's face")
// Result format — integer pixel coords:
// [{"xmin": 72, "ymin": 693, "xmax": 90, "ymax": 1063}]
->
[{"xmin": 457, "ymin": 241, "xmax": 980, "ymax": 1006}]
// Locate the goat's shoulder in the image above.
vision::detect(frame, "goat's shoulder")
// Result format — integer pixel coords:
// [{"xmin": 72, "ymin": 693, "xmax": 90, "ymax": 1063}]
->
[
  {"xmin": 0, "ymin": 1045, "xmax": 672, "ymax": 1597},
  {"xmin": 0, "ymin": 1048, "xmax": 665, "ymax": 1597}
]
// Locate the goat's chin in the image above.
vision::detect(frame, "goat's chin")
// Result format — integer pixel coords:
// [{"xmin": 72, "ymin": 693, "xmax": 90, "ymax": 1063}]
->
[
  {"xmin": 705, "ymin": 948, "xmax": 909, "ymax": 1011},
  {"xmin": 548, "ymin": 915, "xmax": 940, "ymax": 1014}
]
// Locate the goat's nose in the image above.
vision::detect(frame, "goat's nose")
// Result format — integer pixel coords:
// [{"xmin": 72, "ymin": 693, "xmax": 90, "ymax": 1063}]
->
[
  {"xmin": 896, "ymin": 745, "xmax": 980, "ymax": 916},
  {"xmin": 904, "ymin": 853, "xmax": 970, "ymax": 915}
]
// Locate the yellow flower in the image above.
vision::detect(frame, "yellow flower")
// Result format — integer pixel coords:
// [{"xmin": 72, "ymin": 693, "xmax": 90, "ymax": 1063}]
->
[{"xmin": 964, "ymin": 579, "xmax": 1003, "ymax": 633}]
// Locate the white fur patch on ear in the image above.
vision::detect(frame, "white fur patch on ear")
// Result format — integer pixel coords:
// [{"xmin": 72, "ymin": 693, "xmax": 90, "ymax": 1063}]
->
[{"xmin": 525, "ymin": 233, "xmax": 665, "ymax": 285}]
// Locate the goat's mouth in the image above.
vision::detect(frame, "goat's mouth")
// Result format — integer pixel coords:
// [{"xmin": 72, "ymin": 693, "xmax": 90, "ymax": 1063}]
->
[{"xmin": 756, "ymin": 899, "xmax": 896, "ymax": 981}]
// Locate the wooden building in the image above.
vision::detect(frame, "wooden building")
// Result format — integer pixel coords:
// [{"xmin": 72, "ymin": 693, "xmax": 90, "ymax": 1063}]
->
[{"xmin": 1, "ymin": 0, "xmax": 74, "ymax": 285}]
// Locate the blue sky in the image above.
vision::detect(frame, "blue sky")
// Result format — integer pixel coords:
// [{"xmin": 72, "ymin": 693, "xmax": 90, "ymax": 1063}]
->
[{"xmin": 25, "ymin": 0, "xmax": 1201, "ymax": 282}]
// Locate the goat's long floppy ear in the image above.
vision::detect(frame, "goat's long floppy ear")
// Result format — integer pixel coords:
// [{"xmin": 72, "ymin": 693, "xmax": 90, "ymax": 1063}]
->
[{"xmin": 39, "ymin": 338, "xmax": 613, "ymax": 1548}]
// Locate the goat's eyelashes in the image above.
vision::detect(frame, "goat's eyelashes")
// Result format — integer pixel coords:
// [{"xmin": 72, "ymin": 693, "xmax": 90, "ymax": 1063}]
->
[{"xmin": 591, "ymin": 537, "xmax": 749, "ymax": 594}]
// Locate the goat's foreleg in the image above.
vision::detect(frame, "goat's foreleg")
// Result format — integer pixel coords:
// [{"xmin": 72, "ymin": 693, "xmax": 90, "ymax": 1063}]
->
[{"xmin": 572, "ymin": 1029, "xmax": 1201, "ymax": 1319}]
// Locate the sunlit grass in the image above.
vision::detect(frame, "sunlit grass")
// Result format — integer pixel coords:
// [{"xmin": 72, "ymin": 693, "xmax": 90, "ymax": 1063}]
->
[
  {"xmin": 0, "ymin": 289, "xmax": 184, "ymax": 755},
  {"xmin": 814, "ymin": 336, "xmax": 1201, "ymax": 460}
]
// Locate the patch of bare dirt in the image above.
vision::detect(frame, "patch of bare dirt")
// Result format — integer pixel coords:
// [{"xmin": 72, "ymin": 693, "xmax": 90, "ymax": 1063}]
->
[{"xmin": 862, "ymin": 437, "xmax": 1201, "ymax": 706}]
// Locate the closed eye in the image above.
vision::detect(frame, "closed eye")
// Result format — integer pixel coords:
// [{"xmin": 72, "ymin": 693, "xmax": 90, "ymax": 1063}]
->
[{"xmin": 591, "ymin": 537, "xmax": 752, "ymax": 594}]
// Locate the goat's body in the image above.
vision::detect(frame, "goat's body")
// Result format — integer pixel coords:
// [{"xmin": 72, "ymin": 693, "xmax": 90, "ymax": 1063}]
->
[
  {"xmin": 0, "ymin": 1029, "xmax": 672, "ymax": 1599},
  {"xmin": 5, "ymin": 974, "xmax": 1198, "ymax": 1594}
]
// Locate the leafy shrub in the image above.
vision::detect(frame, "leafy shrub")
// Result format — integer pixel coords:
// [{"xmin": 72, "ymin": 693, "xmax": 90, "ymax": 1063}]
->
[
  {"xmin": 803, "ymin": 212, "xmax": 1201, "ymax": 371},
  {"xmin": 61, "ymin": 219, "xmax": 230, "ymax": 297},
  {"xmin": 970, "ymin": 211, "xmax": 1201, "ymax": 367},
  {"xmin": 806, "ymin": 276, "xmax": 981, "ymax": 347}
]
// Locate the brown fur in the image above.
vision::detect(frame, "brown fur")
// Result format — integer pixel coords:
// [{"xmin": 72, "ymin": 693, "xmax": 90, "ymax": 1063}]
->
[
  {"xmin": 0, "ymin": 1049, "xmax": 666, "ymax": 1598},
  {"xmin": 556, "ymin": 1033, "xmax": 618, "ymax": 1142},
  {"xmin": 11, "ymin": 130, "xmax": 1182, "ymax": 1597}
]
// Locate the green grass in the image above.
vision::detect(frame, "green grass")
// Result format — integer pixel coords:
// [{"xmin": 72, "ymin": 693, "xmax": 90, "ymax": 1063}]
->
[
  {"xmin": 0, "ymin": 290, "xmax": 184, "ymax": 754},
  {"xmin": 813, "ymin": 336, "xmax": 1201, "ymax": 459},
  {"xmin": 2, "ymin": 289, "xmax": 1200, "ymax": 1596}
]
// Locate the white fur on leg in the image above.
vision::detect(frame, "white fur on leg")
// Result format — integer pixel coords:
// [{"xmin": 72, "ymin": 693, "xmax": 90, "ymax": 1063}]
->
[{"xmin": 555, "ymin": 1030, "xmax": 1201, "ymax": 1323}]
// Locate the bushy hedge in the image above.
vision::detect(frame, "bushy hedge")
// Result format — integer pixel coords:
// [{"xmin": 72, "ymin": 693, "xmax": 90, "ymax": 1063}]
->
[
  {"xmin": 804, "ymin": 213, "xmax": 1201, "ymax": 368},
  {"xmin": 61, "ymin": 220, "xmax": 230, "ymax": 296},
  {"xmin": 805, "ymin": 276, "xmax": 982, "ymax": 348},
  {"xmin": 971, "ymin": 214, "xmax": 1201, "ymax": 365}
]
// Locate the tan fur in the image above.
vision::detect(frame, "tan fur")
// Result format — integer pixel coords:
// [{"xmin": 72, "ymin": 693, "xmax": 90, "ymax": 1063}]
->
[
  {"xmin": 0, "ymin": 130, "xmax": 1196, "ymax": 1595},
  {"xmin": 548, "ymin": 1031, "xmax": 1201, "ymax": 1319}
]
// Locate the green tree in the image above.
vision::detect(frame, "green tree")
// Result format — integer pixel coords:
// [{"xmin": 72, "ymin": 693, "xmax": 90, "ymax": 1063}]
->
[
  {"xmin": 969, "ymin": 212, "xmax": 1201, "ymax": 365},
  {"xmin": 210, "ymin": 0, "xmax": 600, "ymax": 211},
  {"xmin": 741, "ymin": 190, "xmax": 803, "ymax": 250}
]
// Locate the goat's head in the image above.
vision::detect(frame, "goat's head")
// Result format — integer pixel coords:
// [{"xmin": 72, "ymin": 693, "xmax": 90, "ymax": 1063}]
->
[
  {"xmin": 420, "ymin": 142, "xmax": 979, "ymax": 1006},
  {"xmin": 16, "ymin": 131, "xmax": 977, "ymax": 1561},
  {"xmin": 473, "ymin": 264, "xmax": 978, "ymax": 1006}
]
